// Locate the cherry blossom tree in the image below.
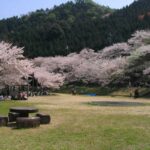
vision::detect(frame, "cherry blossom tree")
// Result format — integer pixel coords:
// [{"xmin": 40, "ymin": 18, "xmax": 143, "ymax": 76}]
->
[
  {"xmin": 3, "ymin": 30, "xmax": 150, "ymax": 90},
  {"xmin": 33, "ymin": 67, "xmax": 64, "ymax": 89},
  {"xmin": 144, "ymin": 67, "xmax": 150, "ymax": 75},
  {"xmin": 33, "ymin": 48, "xmax": 127, "ymax": 86},
  {"xmin": 128, "ymin": 30, "xmax": 150, "ymax": 48},
  {"xmin": 100, "ymin": 43, "xmax": 131, "ymax": 59},
  {"xmin": 0, "ymin": 41, "xmax": 33, "ymax": 89},
  {"xmin": 0, "ymin": 41, "xmax": 66, "ymax": 90},
  {"xmin": 32, "ymin": 30, "xmax": 150, "ymax": 87}
]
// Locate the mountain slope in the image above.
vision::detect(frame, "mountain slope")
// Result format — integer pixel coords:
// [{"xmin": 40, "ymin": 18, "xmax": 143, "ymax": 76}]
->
[
  {"xmin": 0, "ymin": 0, "xmax": 113, "ymax": 57},
  {"xmin": 99, "ymin": 0, "xmax": 150, "ymax": 46},
  {"xmin": 0, "ymin": 0, "xmax": 150, "ymax": 57}
]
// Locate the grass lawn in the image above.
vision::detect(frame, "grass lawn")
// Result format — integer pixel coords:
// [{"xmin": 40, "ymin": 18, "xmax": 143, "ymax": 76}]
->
[{"xmin": 0, "ymin": 94, "xmax": 150, "ymax": 150}]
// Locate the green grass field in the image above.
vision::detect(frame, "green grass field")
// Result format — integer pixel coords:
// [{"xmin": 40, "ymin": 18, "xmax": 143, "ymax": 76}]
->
[{"xmin": 0, "ymin": 94, "xmax": 150, "ymax": 150}]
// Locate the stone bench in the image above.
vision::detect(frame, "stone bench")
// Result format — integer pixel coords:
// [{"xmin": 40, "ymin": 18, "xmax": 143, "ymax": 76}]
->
[
  {"xmin": 8, "ymin": 112, "xmax": 20, "ymax": 122},
  {"xmin": 16, "ymin": 117, "xmax": 40, "ymax": 128},
  {"xmin": 0, "ymin": 116, "xmax": 8, "ymax": 126},
  {"xmin": 36, "ymin": 113, "xmax": 51, "ymax": 124}
]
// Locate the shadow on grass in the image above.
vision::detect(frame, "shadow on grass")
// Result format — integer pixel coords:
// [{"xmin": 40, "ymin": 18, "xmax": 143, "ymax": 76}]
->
[
  {"xmin": 7, "ymin": 122, "xmax": 18, "ymax": 129},
  {"xmin": 86, "ymin": 101, "xmax": 150, "ymax": 107},
  {"xmin": 7, "ymin": 122, "xmax": 37, "ymax": 130}
]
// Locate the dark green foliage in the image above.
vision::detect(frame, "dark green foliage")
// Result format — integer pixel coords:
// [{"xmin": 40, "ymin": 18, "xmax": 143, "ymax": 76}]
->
[
  {"xmin": 0, "ymin": 1, "xmax": 112, "ymax": 57},
  {"xmin": 0, "ymin": 0, "xmax": 150, "ymax": 57}
]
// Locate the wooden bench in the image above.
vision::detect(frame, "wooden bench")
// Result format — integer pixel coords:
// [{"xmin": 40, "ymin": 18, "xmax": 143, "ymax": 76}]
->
[
  {"xmin": 0, "ymin": 116, "xmax": 8, "ymax": 126},
  {"xmin": 16, "ymin": 117, "xmax": 40, "ymax": 128},
  {"xmin": 36, "ymin": 113, "xmax": 51, "ymax": 124},
  {"xmin": 8, "ymin": 112, "xmax": 20, "ymax": 122}
]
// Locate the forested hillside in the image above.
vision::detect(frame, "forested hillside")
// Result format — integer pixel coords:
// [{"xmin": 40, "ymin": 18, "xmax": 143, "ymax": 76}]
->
[{"xmin": 0, "ymin": 0, "xmax": 150, "ymax": 57}]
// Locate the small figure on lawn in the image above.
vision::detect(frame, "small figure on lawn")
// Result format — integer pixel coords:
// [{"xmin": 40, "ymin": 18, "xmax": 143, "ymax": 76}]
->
[
  {"xmin": 134, "ymin": 88, "xmax": 139, "ymax": 99},
  {"xmin": 71, "ymin": 88, "xmax": 76, "ymax": 95}
]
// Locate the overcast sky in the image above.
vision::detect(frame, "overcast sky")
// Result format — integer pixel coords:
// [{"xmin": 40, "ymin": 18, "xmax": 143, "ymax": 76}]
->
[{"xmin": 0, "ymin": 0, "xmax": 134, "ymax": 19}]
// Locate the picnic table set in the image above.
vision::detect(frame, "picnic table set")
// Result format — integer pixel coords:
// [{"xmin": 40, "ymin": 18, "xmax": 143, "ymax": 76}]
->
[{"xmin": 0, "ymin": 107, "xmax": 51, "ymax": 128}]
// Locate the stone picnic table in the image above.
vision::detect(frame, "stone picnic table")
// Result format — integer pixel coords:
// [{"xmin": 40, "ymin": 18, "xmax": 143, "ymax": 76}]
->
[
  {"xmin": 9, "ymin": 107, "xmax": 39, "ymax": 117},
  {"xmin": 0, "ymin": 107, "xmax": 50, "ymax": 128}
]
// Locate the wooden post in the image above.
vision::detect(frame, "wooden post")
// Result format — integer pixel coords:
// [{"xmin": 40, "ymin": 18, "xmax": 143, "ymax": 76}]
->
[
  {"xmin": 26, "ymin": 77, "xmax": 29, "ymax": 99},
  {"xmin": 27, "ymin": 83, "xmax": 29, "ymax": 98}
]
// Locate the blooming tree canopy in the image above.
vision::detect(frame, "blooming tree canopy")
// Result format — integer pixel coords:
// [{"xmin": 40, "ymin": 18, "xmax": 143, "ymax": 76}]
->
[
  {"xmin": 1, "ymin": 30, "xmax": 150, "ymax": 89},
  {"xmin": 33, "ymin": 48, "xmax": 127, "ymax": 86},
  {"xmin": 33, "ymin": 67, "xmax": 64, "ymax": 89},
  {"xmin": 33, "ymin": 30, "xmax": 150, "ymax": 87},
  {"xmin": 0, "ymin": 42, "xmax": 33, "ymax": 89},
  {"xmin": 0, "ymin": 41, "xmax": 65, "ymax": 89}
]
